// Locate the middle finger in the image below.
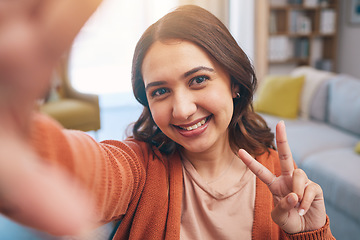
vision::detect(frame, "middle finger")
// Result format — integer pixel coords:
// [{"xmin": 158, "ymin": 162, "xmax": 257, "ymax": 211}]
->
[{"xmin": 276, "ymin": 121, "xmax": 295, "ymax": 176}]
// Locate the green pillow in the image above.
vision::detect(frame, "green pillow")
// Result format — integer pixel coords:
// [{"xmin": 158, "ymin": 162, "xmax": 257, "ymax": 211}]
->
[
  {"xmin": 254, "ymin": 75, "xmax": 305, "ymax": 119},
  {"xmin": 355, "ymin": 142, "xmax": 360, "ymax": 154}
]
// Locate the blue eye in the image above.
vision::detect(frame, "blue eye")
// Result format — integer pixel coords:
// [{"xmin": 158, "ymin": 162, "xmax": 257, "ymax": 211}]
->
[
  {"xmin": 190, "ymin": 75, "xmax": 209, "ymax": 86},
  {"xmin": 152, "ymin": 88, "xmax": 169, "ymax": 97}
]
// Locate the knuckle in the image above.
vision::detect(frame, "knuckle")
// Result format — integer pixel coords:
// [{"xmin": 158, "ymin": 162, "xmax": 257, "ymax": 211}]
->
[
  {"xmin": 294, "ymin": 168, "xmax": 305, "ymax": 175},
  {"xmin": 279, "ymin": 153, "xmax": 291, "ymax": 161},
  {"xmin": 282, "ymin": 170, "xmax": 293, "ymax": 176},
  {"xmin": 307, "ymin": 182, "xmax": 320, "ymax": 191},
  {"xmin": 255, "ymin": 167, "xmax": 264, "ymax": 177},
  {"xmin": 311, "ymin": 182, "xmax": 323, "ymax": 194},
  {"xmin": 302, "ymin": 182, "xmax": 324, "ymax": 202},
  {"xmin": 293, "ymin": 168, "xmax": 306, "ymax": 178},
  {"xmin": 276, "ymin": 139, "xmax": 288, "ymax": 145}
]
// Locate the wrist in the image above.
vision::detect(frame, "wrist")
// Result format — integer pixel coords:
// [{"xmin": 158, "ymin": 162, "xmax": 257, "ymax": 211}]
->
[{"xmin": 285, "ymin": 216, "xmax": 334, "ymax": 240}]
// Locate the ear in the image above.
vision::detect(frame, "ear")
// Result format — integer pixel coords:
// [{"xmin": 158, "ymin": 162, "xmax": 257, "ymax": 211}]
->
[{"xmin": 232, "ymin": 84, "xmax": 240, "ymax": 98}]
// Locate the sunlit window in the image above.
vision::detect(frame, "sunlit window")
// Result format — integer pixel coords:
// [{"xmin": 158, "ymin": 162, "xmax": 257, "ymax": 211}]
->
[
  {"xmin": 69, "ymin": 0, "xmax": 178, "ymax": 94},
  {"xmin": 69, "ymin": 0, "xmax": 254, "ymax": 96}
]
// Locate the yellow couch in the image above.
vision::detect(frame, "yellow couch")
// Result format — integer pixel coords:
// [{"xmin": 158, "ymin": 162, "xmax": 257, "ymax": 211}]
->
[{"xmin": 40, "ymin": 61, "xmax": 101, "ymax": 132}]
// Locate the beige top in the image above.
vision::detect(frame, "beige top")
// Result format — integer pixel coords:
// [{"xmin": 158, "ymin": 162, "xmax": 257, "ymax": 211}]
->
[{"xmin": 180, "ymin": 156, "xmax": 256, "ymax": 240}]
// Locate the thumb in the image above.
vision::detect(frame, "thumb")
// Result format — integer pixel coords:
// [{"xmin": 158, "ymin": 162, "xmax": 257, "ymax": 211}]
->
[{"xmin": 271, "ymin": 193, "xmax": 299, "ymax": 230}]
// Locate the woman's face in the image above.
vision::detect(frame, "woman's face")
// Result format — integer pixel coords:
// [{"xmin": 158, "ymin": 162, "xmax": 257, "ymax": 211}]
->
[{"xmin": 142, "ymin": 40, "xmax": 236, "ymax": 155}]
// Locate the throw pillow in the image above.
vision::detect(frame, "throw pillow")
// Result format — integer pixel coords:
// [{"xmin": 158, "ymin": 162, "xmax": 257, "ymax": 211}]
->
[
  {"xmin": 290, "ymin": 66, "xmax": 334, "ymax": 119},
  {"xmin": 327, "ymin": 74, "xmax": 360, "ymax": 135},
  {"xmin": 254, "ymin": 75, "xmax": 305, "ymax": 119},
  {"xmin": 355, "ymin": 142, "xmax": 360, "ymax": 154},
  {"xmin": 309, "ymin": 79, "xmax": 331, "ymax": 122}
]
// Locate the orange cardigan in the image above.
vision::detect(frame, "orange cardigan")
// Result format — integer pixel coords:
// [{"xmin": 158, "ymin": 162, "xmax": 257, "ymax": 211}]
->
[{"xmin": 30, "ymin": 113, "xmax": 334, "ymax": 240}]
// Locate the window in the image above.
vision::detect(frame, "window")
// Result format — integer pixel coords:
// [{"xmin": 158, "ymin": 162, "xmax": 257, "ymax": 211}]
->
[
  {"xmin": 69, "ymin": 0, "xmax": 177, "ymax": 94},
  {"xmin": 69, "ymin": 0, "xmax": 254, "ymax": 95}
]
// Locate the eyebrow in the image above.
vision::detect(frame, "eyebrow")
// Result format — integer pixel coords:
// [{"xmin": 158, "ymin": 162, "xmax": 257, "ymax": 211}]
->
[
  {"xmin": 183, "ymin": 66, "xmax": 214, "ymax": 78},
  {"xmin": 145, "ymin": 66, "xmax": 215, "ymax": 92},
  {"xmin": 145, "ymin": 81, "xmax": 167, "ymax": 92}
]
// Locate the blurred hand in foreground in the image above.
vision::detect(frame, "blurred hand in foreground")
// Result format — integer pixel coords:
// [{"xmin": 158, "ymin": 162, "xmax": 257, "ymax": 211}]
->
[{"xmin": 0, "ymin": 0, "xmax": 102, "ymax": 235}]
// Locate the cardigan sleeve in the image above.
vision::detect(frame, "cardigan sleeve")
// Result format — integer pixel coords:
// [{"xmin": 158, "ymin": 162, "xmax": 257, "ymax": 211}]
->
[
  {"xmin": 284, "ymin": 216, "xmax": 335, "ymax": 240},
  {"xmin": 29, "ymin": 112, "xmax": 147, "ymax": 223}
]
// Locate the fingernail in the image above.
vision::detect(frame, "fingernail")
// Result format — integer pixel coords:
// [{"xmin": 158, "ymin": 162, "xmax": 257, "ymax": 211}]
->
[
  {"xmin": 298, "ymin": 209, "xmax": 305, "ymax": 216},
  {"xmin": 287, "ymin": 195, "xmax": 296, "ymax": 205}
]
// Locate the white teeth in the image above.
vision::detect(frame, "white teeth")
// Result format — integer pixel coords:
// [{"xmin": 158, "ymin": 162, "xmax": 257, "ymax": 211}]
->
[{"xmin": 181, "ymin": 118, "xmax": 207, "ymax": 131}]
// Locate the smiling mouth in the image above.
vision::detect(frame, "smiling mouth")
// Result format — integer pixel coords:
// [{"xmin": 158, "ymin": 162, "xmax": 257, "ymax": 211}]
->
[{"xmin": 175, "ymin": 116, "xmax": 211, "ymax": 131}]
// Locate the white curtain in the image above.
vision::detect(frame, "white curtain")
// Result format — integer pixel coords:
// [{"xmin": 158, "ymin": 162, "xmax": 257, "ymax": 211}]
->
[{"xmin": 229, "ymin": 0, "xmax": 255, "ymax": 61}]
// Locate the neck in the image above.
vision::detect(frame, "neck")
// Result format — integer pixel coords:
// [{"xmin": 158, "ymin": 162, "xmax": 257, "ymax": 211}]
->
[{"xmin": 181, "ymin": 144, "xmax": 236, "ymax": 182}]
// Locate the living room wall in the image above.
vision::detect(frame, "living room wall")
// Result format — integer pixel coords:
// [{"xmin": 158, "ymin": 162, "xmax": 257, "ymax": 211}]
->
[{"xmin": 337, "ymin": 1, "xmax": 360, "ymax": 78}]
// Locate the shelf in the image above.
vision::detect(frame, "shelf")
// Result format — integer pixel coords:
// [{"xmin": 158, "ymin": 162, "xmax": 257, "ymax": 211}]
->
[
  {"xmin": 270, "ymin": 32, "xmax": 336, "ymax": 37},
  {"xmin": 269, "ymin": 58, "xmax": 309, "ymax": 64},
  {"xmin": 255, "ymin": 0, "xmax": 339, "ymax": 80},
  {"xmin": 270, "ymin": 6, "xmax": 318, "ymax": 10}
]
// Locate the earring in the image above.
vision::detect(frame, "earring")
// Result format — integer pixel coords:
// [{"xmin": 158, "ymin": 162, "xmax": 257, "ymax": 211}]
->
[{"xmin": 236, "ymin": 92, "xmax": 241, "ymax": 98}]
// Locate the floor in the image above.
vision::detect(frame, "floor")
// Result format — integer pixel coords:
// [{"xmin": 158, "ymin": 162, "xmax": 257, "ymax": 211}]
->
[{"xmin": 0, "ymin": 93, "xmax": 144, "ymax": 240}]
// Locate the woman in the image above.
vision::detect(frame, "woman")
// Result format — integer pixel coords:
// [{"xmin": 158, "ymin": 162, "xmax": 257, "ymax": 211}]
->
[{"xmin": 0, "ymin": 4, "xmax": 333, "ymax": 240}]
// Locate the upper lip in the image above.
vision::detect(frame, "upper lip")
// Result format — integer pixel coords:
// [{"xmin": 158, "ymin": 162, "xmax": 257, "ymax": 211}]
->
[{"xmin": 173, "ymin": 115, "xmax": 210, "ymax": 128}]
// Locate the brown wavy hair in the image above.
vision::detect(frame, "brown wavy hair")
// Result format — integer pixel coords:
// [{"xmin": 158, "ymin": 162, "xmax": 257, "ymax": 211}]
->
[{"xmin": 130, "ymin": 5, "xmax": 275, "ymax": 156}]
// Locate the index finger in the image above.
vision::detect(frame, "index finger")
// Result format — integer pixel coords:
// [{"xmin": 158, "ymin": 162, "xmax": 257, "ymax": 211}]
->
[
  {"xmin": 276, "ymin": 121, "xmax": 294, "ymax": 176},
  {"xmin": 238, "ymin": 149, "xmax": 275, "ymax": 186}
]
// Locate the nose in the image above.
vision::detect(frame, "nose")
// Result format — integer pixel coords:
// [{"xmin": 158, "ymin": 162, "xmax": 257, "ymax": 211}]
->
[{"xmin": 172, "ymin": 92, "xmax": 197, "ymax": 120}]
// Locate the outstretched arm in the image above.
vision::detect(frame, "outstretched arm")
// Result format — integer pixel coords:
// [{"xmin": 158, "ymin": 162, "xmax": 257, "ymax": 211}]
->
[
  {"xmin": 0, "ymin": 0, "xmax": 102, "ymax": 235},
  {"xmin": 0, "ymin": 129, "xmax": 96, "ymax": 236}
]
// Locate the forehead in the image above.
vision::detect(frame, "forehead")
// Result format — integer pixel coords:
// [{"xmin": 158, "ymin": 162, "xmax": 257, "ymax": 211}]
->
[{"xmin": 141, "ymin": 40, "xmax": 216, "ymax": 82}]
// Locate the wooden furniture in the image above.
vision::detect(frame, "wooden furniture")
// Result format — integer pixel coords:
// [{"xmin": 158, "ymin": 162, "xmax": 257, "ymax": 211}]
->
[{"xmin": 255, "ymin": 0, "xmax": 339, "ymax": 81}]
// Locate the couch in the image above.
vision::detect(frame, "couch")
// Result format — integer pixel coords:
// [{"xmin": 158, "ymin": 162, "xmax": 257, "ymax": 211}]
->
[
  {"xmin": 255, "ymin": 66, "xmax": 360, "ymax": 240},
  {"xmin": 40, "ymin": 59, "xmax": 101, "ymax": 133}
]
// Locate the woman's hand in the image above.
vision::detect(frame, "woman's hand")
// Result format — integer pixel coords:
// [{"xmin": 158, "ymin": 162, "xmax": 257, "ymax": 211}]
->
[
  {"xmin": 238, "ymin": 121, "xmax": 326, "ymax": 234},
  {"xmin": 0, "ymin": 0, "xmax": 103, "ymax": 133},
  {"xmin": 0, "ymin": 0, "xmax": 102, "ymax": 235}
]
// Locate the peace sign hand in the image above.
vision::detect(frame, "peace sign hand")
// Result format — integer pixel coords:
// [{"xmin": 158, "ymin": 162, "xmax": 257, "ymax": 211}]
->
[{"xmin": 238, "ymin": 121, "xmax": 326, "ymax": 234}]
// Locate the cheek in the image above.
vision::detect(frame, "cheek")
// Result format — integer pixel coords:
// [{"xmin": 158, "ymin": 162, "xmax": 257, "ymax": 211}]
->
[
  {"xmin": 149, "ymin": 104, "xmax": 170, "ymax": 128},
  {"xmin": 203, "ymin": 87, "xmax": 233, "ymax": 112}
]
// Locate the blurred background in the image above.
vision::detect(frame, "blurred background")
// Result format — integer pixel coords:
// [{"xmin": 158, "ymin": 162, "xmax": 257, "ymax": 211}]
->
[
  {"xmin": 1, "ymin": 0, "xmax": 360, "ymax": 239},
  {"xmin": 69, "ymin": 0, "xmax": 254, "ymax": 104}
]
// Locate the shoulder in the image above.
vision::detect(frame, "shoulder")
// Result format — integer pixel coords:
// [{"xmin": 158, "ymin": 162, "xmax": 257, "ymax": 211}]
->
[{"xmin": 100, "ymin": 138, "xmax": 168, "ymax": 165}]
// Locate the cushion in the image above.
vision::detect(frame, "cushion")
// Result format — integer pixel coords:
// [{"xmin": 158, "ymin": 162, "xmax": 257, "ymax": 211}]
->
[
  {"xmin": 355, "ymin": 142, "xmax": 360, "ymax": 154},
  {"xmin": 291, "ymin": 66, "xmax": 334, "ymax": 119},
  {"xmin": 309, "ymin": 79, "xmax": 330, "ymax": 122},
  {"xmin": 327, "ymin": 75, "xmax": 360, "ymax": 135},
  {"xmin": 40, "ymin": 99, "xmax": 98, "ymax": 129},
  {"xmin": 254, "ymin": 75, "xmax": 305, "ymax": 119},
  {"xmin": 260, "ymin": 112, "xmax": 359, "ymax": 165}
]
